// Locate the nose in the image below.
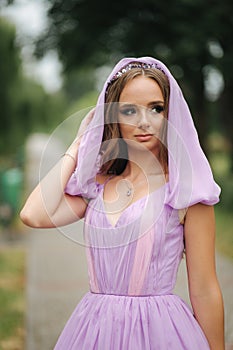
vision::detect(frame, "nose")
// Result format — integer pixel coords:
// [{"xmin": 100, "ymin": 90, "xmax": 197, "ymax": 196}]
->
[{"xmin": 137, "ymin": 107, "xmax": 150, "ymax": 129}]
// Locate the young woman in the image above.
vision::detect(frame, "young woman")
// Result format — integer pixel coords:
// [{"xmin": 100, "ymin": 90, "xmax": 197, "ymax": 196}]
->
[{"xmin": 20, "ymin": 57, "xmax": 225, "ymax": 349}]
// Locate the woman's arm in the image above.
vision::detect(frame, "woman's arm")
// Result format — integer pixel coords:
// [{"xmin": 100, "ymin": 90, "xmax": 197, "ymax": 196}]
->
[
  {"xmin": 20, "ymin": 142, "xmax": 87, "ymax": 228},
  {"xmin": 20, "ymin": 109, "xmax": 95, "ymax": 228},
  {"xmin": 184, "ymin": 203, "xmax": 225, "ymax": 350}
]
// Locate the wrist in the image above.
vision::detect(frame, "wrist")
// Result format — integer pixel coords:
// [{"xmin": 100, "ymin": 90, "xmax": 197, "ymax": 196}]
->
[{"xmin": 62, "ymin": 153, "xmax": 76, "ymax": 164}]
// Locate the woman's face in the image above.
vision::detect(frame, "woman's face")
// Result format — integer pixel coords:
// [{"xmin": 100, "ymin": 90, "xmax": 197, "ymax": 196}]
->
[{"xmin": 118, "ymin": 75, "xmax": 165, "ymax": 156}]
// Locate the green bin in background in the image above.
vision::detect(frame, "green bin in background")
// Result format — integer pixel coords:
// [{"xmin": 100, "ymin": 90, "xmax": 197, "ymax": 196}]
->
[{"xmin": 0, "ymin": 168, "xmax": 23, "ymax": 226}]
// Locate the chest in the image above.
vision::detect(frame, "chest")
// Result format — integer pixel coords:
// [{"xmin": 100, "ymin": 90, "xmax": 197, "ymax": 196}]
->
[{"xmin": 102, "ymin": 177, "xmax": 167, "ymax": 227}]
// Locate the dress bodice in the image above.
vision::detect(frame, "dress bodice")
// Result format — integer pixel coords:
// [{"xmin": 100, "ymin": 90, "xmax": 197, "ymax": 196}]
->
[{"xmin": 84, "ymin": 182, "xmax": 184, "ymax": 296}]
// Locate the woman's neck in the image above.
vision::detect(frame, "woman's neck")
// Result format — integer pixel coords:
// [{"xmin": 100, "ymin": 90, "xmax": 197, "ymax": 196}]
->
[{"xmin": 121, "ymin": 152, "xmax": 165, "ymax": 181}]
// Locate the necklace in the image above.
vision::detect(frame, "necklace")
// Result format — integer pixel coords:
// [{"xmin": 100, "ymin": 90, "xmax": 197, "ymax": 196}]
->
[
  {"xmin": 115, "ymin": 178, "xmax": 134, "ymax": 197},
  {"xmin": 123, "ymin": 179, "xmax": 146, "ymax": 197},
  {"xmin": 103, "ymin": 173, "xmax": 167, "ymax": 223},
  {"xmin": 121, "ymin": 173, "xmax": 165, "ymax": 198}
]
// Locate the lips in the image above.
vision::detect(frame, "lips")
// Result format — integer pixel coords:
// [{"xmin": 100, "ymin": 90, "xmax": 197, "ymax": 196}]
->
[{"xmin": 135, "ymin": 134, "xmax": 153, "ymax": 141}]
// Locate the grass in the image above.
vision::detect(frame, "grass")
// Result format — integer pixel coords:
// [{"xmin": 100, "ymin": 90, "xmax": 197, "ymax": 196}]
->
[
  {"xmin": 0, "ymin": 247, "xmax": 25, "ymax": 350},
  {"xmin": 209, "ymin": 148, "xmax": 233, "ymax": 259},
  {"xmin": 215, "ymin": 207, "xmax": 233, "ymax": 259}
]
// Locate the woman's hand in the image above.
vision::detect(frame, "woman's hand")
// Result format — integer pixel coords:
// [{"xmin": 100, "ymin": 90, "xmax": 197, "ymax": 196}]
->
[
  {"xmin": 66, "ymin": 108, "xmax": 96, "ymax": 161},
  {"xmin": 77, "ymin": 107, "xmax": 95, "ymax": 140},
  {"xmin": 20, "ymin": 108, "xmax": 96, "ymax": 228}
]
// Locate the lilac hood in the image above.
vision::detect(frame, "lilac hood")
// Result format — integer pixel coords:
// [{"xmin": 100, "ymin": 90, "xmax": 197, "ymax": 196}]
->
[{"xmin": 66, "ymin": 57, "xmax": 220, "ymax": 209}]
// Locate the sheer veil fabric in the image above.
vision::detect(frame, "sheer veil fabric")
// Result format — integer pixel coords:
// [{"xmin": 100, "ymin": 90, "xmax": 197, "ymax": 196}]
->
[{"xmin": 66, "ymin": 56, "xmax": 220, "ymax": 209}]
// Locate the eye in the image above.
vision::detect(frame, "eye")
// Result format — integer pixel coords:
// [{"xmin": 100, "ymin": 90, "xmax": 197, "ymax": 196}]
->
[
  {"xmin": 119, "ymin": 106, "xmax": 137, "ymax": 116},
  {"xmin": 151, "ymin": 105, "xmax": 165, "ymax": 114}
]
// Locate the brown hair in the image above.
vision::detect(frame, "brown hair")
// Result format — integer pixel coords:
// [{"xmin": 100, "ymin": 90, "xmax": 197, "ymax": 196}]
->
[{"xmin": 99, "ymin": 66, "xmax": 170, "ymax": 175}]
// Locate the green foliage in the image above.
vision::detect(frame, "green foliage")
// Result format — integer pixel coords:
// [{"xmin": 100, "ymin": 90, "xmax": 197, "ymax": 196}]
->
[
  {"xmin": 36, "ymin": 0, "xmax": 233, "ymax": 165},
  {"xmin": 208, "ymin": 136, "xmax": 233, "ymax": 210},
  {"xmin": 0, "ymin": 248, "xmax": 25, "ymax": 348},
  {"xmin": 37, "ymin": 0, "xmax": 232, "ymax": 74},
  {"xmin": 65, "ymin": 90, "xmax": 98, "ymax": 117},
  {"xmin": 0, "ymin": 17, "xmax": 21, "ymax": 155},
  {"xmin": 63, "ymin": 67, "xmax": 97, "ymax": 103},
  {"xmin": 0, "ymin": 16, "xmax": 67, "ymax": 159},
  {"xmin": 14, "ymin": 78, "xmax": 66, "ymax": 133},
  {"xmin": 215, "ymin": 207, "xmax": 233, "ymax": 259},
  {"xmin": 217, "ymin": 175, "xmax": 233, "ymax": 211}
]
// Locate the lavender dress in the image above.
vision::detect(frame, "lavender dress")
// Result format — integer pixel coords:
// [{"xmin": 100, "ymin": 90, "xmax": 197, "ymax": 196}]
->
[{"xmin": 54, "ymin": 180, "xmax": 210, "ymax": 350}]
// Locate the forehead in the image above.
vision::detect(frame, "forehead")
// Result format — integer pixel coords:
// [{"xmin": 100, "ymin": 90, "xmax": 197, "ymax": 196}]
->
[{"xmin": 119, "ymin": 75, "xmax": 164, "ymax": 104}]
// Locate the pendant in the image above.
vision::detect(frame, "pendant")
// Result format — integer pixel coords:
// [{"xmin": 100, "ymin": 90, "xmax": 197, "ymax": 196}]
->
[{"xmin": 126, "ymin": 189, "xmax": 132, "ymax": 196}]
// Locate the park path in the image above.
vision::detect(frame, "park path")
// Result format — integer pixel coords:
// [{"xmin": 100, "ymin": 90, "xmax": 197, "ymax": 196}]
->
[
  {"xmin": 26, "ymin": 226, "xmax": 88, "ymax": 350},
  {"xmin": 24, "ymin": 133, "xmax": 233, "ymax": 349}
]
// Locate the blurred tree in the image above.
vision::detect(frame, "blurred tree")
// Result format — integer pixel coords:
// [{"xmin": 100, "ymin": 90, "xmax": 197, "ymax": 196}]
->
[
  {"xmin": 213, "ymin": 2, "xmax": 233, "ymax": 170},
  {"xmin": 0, "ymin": 17, "xmax": 21, "ymax": 155},
  {"xmin": 36, "ymin": 0, "xmax": 233, "ymax": 166},
  {"xmin": 0, "ymin": 16, "xmax": 67, "ymax": 160},
  {"xmin": 63, "ymin": 67, "xmax": 97, "ymax": 103}
]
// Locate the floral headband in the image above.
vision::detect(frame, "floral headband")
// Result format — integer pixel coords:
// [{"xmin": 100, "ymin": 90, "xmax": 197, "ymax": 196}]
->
[{"xmin": 107, "ymin": 62, "xmax": 166, "ymax": 86}]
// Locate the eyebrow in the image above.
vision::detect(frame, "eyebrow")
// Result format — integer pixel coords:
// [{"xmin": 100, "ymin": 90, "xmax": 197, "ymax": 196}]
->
[
  {"xmin": 119, "ymin": 100, "xmax": 165, "ymax": 106},
  {"xmin": 119, "ymin": 101, "xmax": 165, "ymax": 108},
  {"xmin": 148, "ymin": 100, "xmax": 165, "ymax": 105},
  {"xmin": 119, "ymin": 103, "xmax": 136, "ymax": 107}
]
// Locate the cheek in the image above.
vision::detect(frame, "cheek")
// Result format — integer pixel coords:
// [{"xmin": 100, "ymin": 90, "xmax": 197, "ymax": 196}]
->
[
  {"xmin": 118, "ymin": 122, "xmax": 135, "ymax": 137},
  {"xmin": 151, "ymin": 116, "xmax": 164, "ymax": 130}
]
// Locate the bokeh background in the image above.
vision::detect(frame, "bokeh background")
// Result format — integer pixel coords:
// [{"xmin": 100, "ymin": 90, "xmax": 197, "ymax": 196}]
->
[{"xmin": 0, "ymin": 0, "xmax": 232, "ymax": 349}]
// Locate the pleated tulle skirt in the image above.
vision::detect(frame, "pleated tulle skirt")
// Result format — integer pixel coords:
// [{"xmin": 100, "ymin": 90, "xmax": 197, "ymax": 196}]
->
[{"xmin": 54, "ymin": 292, "xmax": 210, "ymax": 350}]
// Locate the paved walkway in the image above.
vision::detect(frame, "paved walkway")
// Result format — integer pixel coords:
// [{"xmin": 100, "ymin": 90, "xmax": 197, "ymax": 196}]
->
[
  {"xmin": 25, "ymin": 225, "xmax": 233, "ymax": 350},
  {"xmin": 26, "ymin": 225, "xmax": 88, "ymax": 350}
]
